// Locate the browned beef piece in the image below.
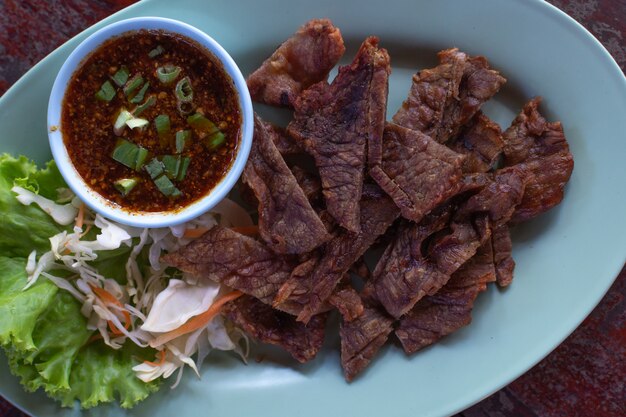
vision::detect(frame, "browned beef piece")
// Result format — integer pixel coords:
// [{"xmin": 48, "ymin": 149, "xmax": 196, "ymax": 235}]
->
[
  {"xmin": 274, "ymin": 190, "xmax": 400, "ymax": 323},
  {"xmin": 370, "ymin": 122, "xmax": 465, "ymax": 222},
  {"xmin": 242, "ymin": 115, "xmax": 330, "ymax": 254},
  {"xmin": 502, "ymin": 97, "xmax": 574, "ymax": 222},
  {"xmin": 223, "ymin": 295, "xmax": 327, "ymax": 363},
  {"xmin": 349, "ymin": 256, "xmax": 371, "ymax": 281},
  {"xmin": 492, "ymin": 224, "xmax": 515, "ymax": 287},
  {"xmin": 247, "ymin": 19, "xmax": 345, "ymax": 107},
  {"xmin": 340, "ymin": 304, "xmax": 394, "ymax": 381},
  {"xmin": 328, "ymin": 285, "xmax": 365, "ymax": 322},
  {"xmin": 290, "ymin": 165, "xmax": 322, "ymax": 205},
  {"xmin": 448, "ymin": 112, "xmax": 504, "ymax": 173},
  {"xmin": 161, "ymin": 226, "xmax": 299, "ymax": 312},
  {"xmin": 288, "ymin": 37, "xmax": 390, "ymax": 232},
  {"xmin": 269, "ymin": 124, "xmax": 303, "ymax": 155},
  {"xmin": 393, "ymin": 49, "xmax": 505, "ymax": 144},
  {"xmin": 396, "ymin": 240, "xmax": 496, "ymax": 354}
]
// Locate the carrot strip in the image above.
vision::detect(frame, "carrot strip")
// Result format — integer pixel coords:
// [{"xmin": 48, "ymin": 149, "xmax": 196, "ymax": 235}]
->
[
  {"xmin": 183, "ymin": 227, "xmax": 210, "ymax": 238},
  {"xmin": 90, "ymin": 284, "xmax": 131, "ymax": 333},
  {"xmin": 150, "ymin": 290, "xmax": 242, "ymax": 347},
  {"xmin": 143, "ymin": 350, "xmax": 167, "ymax": 367},
  {"xmin": 231, "ymin": 226, "xmax": 259, "ymax": 236},
  {"xmin": 75, "ymin": 203, "xmax": 85, "ymax": 229}
]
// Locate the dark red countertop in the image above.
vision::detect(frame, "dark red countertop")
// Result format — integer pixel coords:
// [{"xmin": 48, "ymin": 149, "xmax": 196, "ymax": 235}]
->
[{"xmin": 0, "ymin": 1, "xmax": 624, "ymax": 416}]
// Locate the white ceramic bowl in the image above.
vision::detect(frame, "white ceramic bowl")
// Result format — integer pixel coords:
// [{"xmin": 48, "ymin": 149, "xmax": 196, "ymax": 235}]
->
[{"xmin": 48, "ymin": 16, "xmax": 253, "ymax": 228}]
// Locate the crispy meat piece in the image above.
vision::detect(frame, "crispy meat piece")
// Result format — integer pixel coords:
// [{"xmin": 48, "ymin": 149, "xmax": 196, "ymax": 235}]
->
[
  {"xmin": 448, "ymin": 112, "xmax": 504, "ymax": 173},
  {"xmin": 274, "ymin": 190, "xmax": 400, "ymax": 323},
  {"xmin": 288, "ymin": 37, "xmax": 390, "ymax": 232},
  {"xmin": 290, "ymin": 165, "xmax": 322, "ymax": 206},
  {"xmin": 242, "ymin": 115, "xmax": 330, "ymax": 254},
  {"xmin": 328, "ymin": 285, "xmax": 365, "ymax": 322},
  {"xmin": 247, "ymin": 19, "xmax": 345, "ymax": 107},
  {"xmin": 492, "ymin": 224, "xmax": 515, "ymax": 287},
  {"xmin": 502, "ymin": 97, "xmax": 574, "ymax": 222},
  {"xmin": 269, "ymin": 123, "xmax": 303, "ymax": 155},
  {"xmin": 370, "ymin": 122, "xmax": 465, "ymax": 222},
  {"xmin": 396, "ymin": 240, "xmax": 496, "ymax": 354},
  {"xmin": 223, "ymin": 295, "xmax": 327, "ymax": 363},
  {"xmin": 340, "ymin": 304, "xmax": 394, "ymax": 381},
  {"xmin": 393, "ymin": 49, "xmax": 505, "ymax": 143}
]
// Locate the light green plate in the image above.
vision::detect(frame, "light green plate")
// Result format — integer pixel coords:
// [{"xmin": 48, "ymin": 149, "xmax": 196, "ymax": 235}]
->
[{"xmin": 1, "ymin": 0, "xmax": 625, "ymax": 416}]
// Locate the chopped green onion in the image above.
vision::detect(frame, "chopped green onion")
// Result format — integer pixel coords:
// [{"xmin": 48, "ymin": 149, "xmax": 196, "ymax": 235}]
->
[
  {"xmin": 130, "ymin": 81, "xmax": 150, "ymax": 104},
  {"xmin": 148, "ymin": 45, "xmax": 164, "ymax": 58},
  {"xmin": 207, "ymin": 131, "xmax": 226, "ymax": 149},
  {"xmin": 133, "ymin": 95, "xmax": 156, "ymax": 116},
  {"xmin": 177, "ymin": 156, "xmax": 191, "ymax": 181},
  {"xmin": 175, "ymin": 130, "xmax": 190, "ymax": 153},
  {"xmin": 114, "ymin": 178, "xmax": 138, "ymax": 196},
  {"xmin": 156, "ymin": 65, "xmax": 181, "ymax": 84},
  {"xmin": 162, "ymin": 155, "xmax": 180, "ymax": 178},
  {"xmin": 177, "ymin": 100, "xmax": 194, "ymax": 115},
  {"xmin": 155, "ymin": 114, "xmax": 171, "ymax": 139},
  {"xmin": 175, "ymin": 77, "xmax": 194, "ymax": 102},
  {"xmin": 111, "ymin": 66, "xmax": 129, "ymax": 87},
  {"xmin": 111, "ymin": 139, "xmax": 148, "ymax": 171},
  {"xmin": 124, "ymin": 74, "xmax": 144, "ymax": 97},
  {"xmin": 95, "ymin": 80, "xmax": 116, "ymax": 102},
  {"xmin": 187, "ymin": 113, "xmax": 219, "ymax": 134},
  {"xmin": 153, "ymin": 175, "xmax": 181, "ymax": 197},
  {"xmin": 113, "ymin": 109, "xmax": 133, "ymax": 135},
  {"xmin": 144, "ymin": 158, "xmax": 164, "ymax": 179},
  {"xmin": 126, "ymin": 117, "xmax": 149, "ymax": 130}
]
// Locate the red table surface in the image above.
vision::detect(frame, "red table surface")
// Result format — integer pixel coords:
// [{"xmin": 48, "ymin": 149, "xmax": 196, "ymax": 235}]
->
[{"xmin": 0, "ymin": 1, "xmax": 624, "ymax": 416}]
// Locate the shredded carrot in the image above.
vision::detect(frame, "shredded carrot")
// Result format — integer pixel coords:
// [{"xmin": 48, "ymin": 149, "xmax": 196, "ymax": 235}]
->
[
  {"xmin": 87, "ymin": 333, "xmax": 103, "ymax": 344},
  {"xmin": 75, "ymin": 203, "xmax": 85, "ymax": 229},
  {"xmin": 143, "ymin": 349, "xmax": 167, "ymax": 367},
  {"xmin": 183, "ymin": 227, "xmax": 210, "ymax": 238},
  {"xmin": 90, "ymin": 284, "xmax": 131, "ymax": 334},
  {"xmin": 231, "ymin": 226, "xmax": 259, "ymax": 236},
  {"xmin": 150, "ymin": 290, "xmax": 242, "ymax": 347}
]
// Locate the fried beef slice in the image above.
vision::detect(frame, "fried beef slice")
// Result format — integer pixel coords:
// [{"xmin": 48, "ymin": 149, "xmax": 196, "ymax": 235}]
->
[
  {"xmin": 393, "ymin": 49, "xmax": 505, "ymax": 144},
  {"xmin": 274, "ymin": 189, "xmax": 400, "ymax": 323},
  {"xmin": 340, "ymin": 303, "xmax": 394, "ymax": 381},
  {"xmin": 222, "ymin": 295, "xmax": 327, "ymax": 363},
  {"xmin": 492, "ymin": 223, "xmax": 515, "ymax": 287},
  {"xmin": 242, "ymin": 115, "xmax": 330, "ymax": 254},
  {"xmin": 269, "ymin": 123, "xmax": 303, "ymax": 156},
  {"xmin": 370, "ymin": 122, "xmax": 465, "ymax": 222},
  {"xmin": 247, "ymin": 19, "xmax": 345, "ymax": 107},
  {"xmin": 288, "ymin": 37, "xmax": 390, "ymax": 232},
  {"xmin": 502, "ymin": 97, "xmax": 574, "ymax": 223},
  {"xmin": 395, "ymin": 240, "xmax": 496, "ymax": 354},
  {"xmin": 328, "ymin": 284, "xmax": 365, "ymax": 322},
  {"xmin": 448, "ymin": 111, "xmax": 504, "ymax": 173},
  {"xmin": 290, "ymin": 165, "xmax": 323, "ymax": 206},
  {"xmin": 370, "ymin": 167, "xmax": 525, "ymax": 318}
]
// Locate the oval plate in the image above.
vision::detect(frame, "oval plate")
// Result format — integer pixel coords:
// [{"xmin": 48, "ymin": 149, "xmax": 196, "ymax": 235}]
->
[{"xmin": 1, "ymin": 0, "xmax": 625, "ymax": 416}]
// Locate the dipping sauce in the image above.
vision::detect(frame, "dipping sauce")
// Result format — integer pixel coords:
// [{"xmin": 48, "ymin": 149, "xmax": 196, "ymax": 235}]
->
[{"xmin": 62, "ymin": 30, "xmax": 241, "ymax": 212}]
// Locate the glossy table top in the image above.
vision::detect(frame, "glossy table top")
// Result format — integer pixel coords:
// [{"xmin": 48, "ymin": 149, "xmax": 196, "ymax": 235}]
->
[{"xmin": 0, "ymin": 1, "xmax": 624, "ymax": 416}]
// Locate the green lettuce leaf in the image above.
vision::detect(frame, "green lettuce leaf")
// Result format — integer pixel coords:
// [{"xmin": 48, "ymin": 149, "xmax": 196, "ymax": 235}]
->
[{"xmin": 0, "ymin": 154, "xmax": 67, "ymax": 258}]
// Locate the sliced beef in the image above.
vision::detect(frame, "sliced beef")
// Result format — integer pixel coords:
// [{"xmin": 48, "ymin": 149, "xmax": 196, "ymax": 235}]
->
[
  {"xmin": 274, "ymin": 190, "xmax": 400, "ymax": 323},
  {"xmin": 290, "ymin": 165, "xmax": 322, "ymax": 206},
  {"xmin": 161, "ymin": 226, "xmax": 297, "ymax": 311},
  {"xmin": 448, "ymin": 112, "xmax": 504, "ymax": 173},
  {"xmin": 340, "ymin": 304, "xmax": 394, "ymax": 381},
  {"xmin": 502, "ymin": 97, "xmax": 574, "ymax": 222},
  {"xmin": 328, "ymin": 284, "xmax": 365, "ymax": 322},
  {"xmin": 247, "ymin": 19, "xmax": 345, "ymax": 107},
  {"xmin": 393, "ymin": 49, "xmax": 505, "ymax": 144},
  {"xmin": 223, "ymin": 295, "xmax": 327, "ymax": 363},
  {"xmin": 288, "ymin": 37, "xmax": 390, "ymax": 232},
  {"xmin": 269, "ymin": 124, "xmax": 303, "ymax": 155},
  {"xmin": 492, "ymin": 223, "xmax": 515, "ymax": 287},
  {"xmin": 396, "ymin": 240, "xmax": 496, "ymax": 354},
  {"xmin": 242, "ymin": 115, "xmax": 330, "ymax": 254},
  {"xmin": 370, "ymin": 122, "xmax": 465, "ymax": 222}
]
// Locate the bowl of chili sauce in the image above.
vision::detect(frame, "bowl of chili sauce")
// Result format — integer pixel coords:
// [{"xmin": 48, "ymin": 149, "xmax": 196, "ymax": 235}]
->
[{"xmin": 48, "ymin": 17, "xmax": 253, "ymax": 227}]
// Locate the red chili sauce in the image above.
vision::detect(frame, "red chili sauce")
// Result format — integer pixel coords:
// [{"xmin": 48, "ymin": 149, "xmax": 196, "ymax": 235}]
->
[{"xmin": 62, "ymin": 30, "xmax": 241, "ymax": 212}]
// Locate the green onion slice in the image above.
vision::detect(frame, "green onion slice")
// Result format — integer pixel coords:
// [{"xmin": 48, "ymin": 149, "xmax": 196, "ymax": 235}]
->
[
  {"xmin": 175, "ymin": 77, "xmax": 193, "ymax": 102},
  {"xmin": 156, "ymin": 65, "xmax": 181, "ymax": 84},
  {"xmin": 148, "ymin": 45, "xmax": 164, "ymax": 58},
  {"xmin": 177, "ymin": 157, "xmax": 191, "ymax": 181},
  {"xmin": 162, "ymin": 155, "xmax": 180, "ymax": 178},
  {"xmin": 130, "ymin": 81, "xmax": 150, "ymax": 104},
  {"xmin": 126, "ymin": 117, "xmax": 149, "ymax": 130},
  {"xmin": 177, "ymin": 100, "xmax": 194, "ymax": 115},
  {"xmin": 113, "ymin": 109, "xmax": 133, "ymax": 135},
  {"xmin": 144, "ymin": 158, "xmax": 164, "ymax": 179},
  {"xmin": 207, "ymin": 131, "xmax": 226, "ymax": 150},
  {"xmin": 155, "ymin": 114, "xmax": 171, "ymax": 138},
  {"xmin": 175, "ymin": 130, "xmax": 190, "ymax": 153},
  {"xmin": 153, "ymin": 175, "xmax": 181, "ymax": 197},
  {"xmin": 111, "ymin": 139, "xmax": 148, "ymax": 171},
  {"xmin": 95, "ymin": 80, "xmax": 116, "ymax": 102},
  {"xmin": 114, "ymin": 178, "xmax": 138, "ymax": 196},
  {"xmin": 124, "ymin": 74, "xmax": 144, "ymax": 98},
  {"xmin": 133, "ymin": 95, "xmax": 156, "ymax": 116},
  {"xmin": 111, "ymin": 66, "xmax": 129, "ymax": 87},
  {"xmin": 187, "ymin": 113, "xmax": 219, "ymax": 134}
]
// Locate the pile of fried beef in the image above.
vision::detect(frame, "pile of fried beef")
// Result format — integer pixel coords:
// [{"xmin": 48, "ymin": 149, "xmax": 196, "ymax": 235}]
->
[{"xmin": 163, "ymin": 19, "xmax": 574, "ymax": 381}]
